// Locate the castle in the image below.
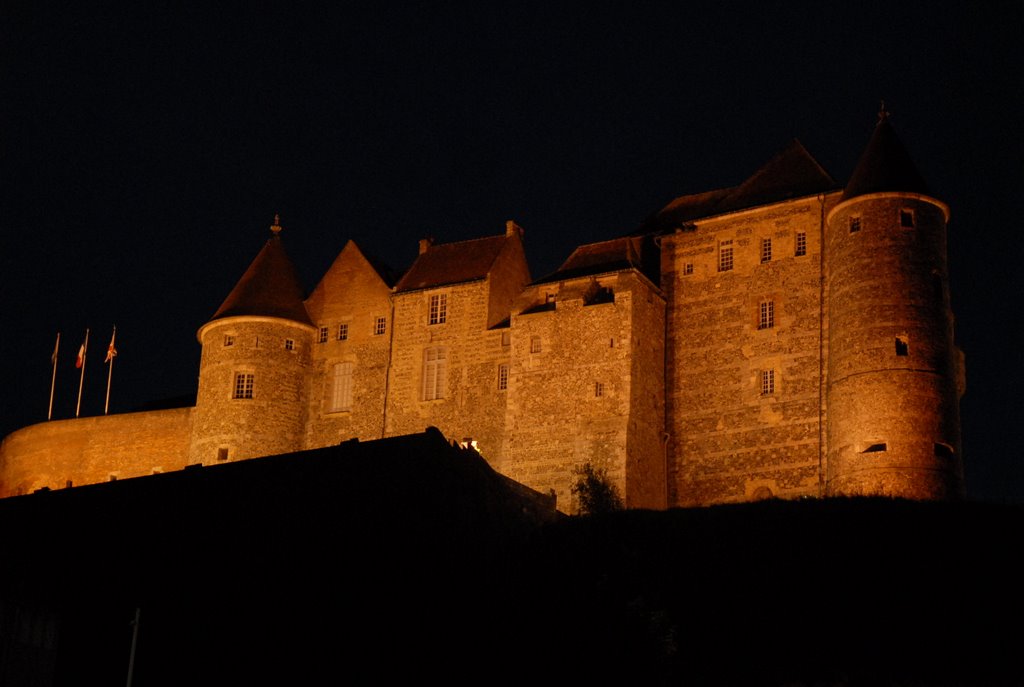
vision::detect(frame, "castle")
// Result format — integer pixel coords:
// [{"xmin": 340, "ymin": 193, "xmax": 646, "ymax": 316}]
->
[{"xmin": 0, "ymin": 112, "xmax": 966, "ymax": 510}]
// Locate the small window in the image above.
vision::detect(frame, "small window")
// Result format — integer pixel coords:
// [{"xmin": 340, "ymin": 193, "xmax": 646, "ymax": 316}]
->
[
  {"xmin": 760, "ymin": 369, "xmax": 775, "ymax": 396},
  {"xmin": 861, "ymin": 443, "xmax": 887, "ymax": 453},
  {"xmin": 501, "ymin": 331, "xmax": 511, "ymax": 347},
  {"xmin": 682, "ymin": 262, "xmax": 694, "ymax": 275},
  {"xmin": 718, "ymin": 240, "xmax": 734, "ymax": 272},
  {"xmin": 758, "ymin": 300, "xmax": 775, "ymax": 330},
  {"xmin": 609, "ymin": 338, "xmax": 614, "ymax": 348},
  {"xmin": 66, "ymin": 480, "xmax": 73, "ymax": 488},
  {"xmin": 594, "ymin": 381, "xmax": 604, "ymax": 397},
  {"xmin": 849, "ymin": 217, "xmax": 861, "ymax": 233},
  {"xmin": 337, "ymin": 323, "xmax": 349, "ymax": 341},
  {"xmin": 530, "ymin": 336, "xmax": 542, "ymax": 354},
  {"xmin": 317, "ymin": 327, "xmax": 329, "ymax": 343},
  {"xmin": 428, "ymin": 294, "xmax": 448, "ymax": 325},
  {"xmin": 217, "ymin": 447, "xmax": 229, "ymax": 462},
  {"xmin": 497, "ymin": 364, "xmax": 509, "ymax": 391},
  {"xmin": 233, "ymin": 373, "xmax": 254, "ymax": 399},
  {"xmin": 224, "ymin": 334, "xmax": 234, "ymax": 347},
  {"xmin": 284, "ymin": 339, "xmax": 295, "ymax": 351},
  {"xmin": 900, "ymin": 209, "xmax": 915, "ymax": 228},
  {"xmin": 795, "ymin": 231, "xmax": 807, "ymax": 257},
  {"xmin": 895, "ymin": 336, "xmax": 909, "ymax": 356},
  {"xmin": 374, "ymin": 317, "xmax": 387, "ymax": 336},
  {"xmin": 760, "ymin": 237, "xmax": 772, "ymax": 263},
  {"xmin": 545, "ymin": 292, "xmax": 556, "ymax": 304},
  {"xmin": 109, "ymin": 474, "xmax": 117, "ymax": 482}
]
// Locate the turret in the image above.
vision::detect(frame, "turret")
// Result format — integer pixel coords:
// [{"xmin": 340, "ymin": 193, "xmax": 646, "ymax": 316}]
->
[
  {"xmin": 825, "ymin": 110, "xmax": 964, "ymax": 498},
  {"xmin": 188, "ymin": 216, "xmax": 315, "ymax": 465}
]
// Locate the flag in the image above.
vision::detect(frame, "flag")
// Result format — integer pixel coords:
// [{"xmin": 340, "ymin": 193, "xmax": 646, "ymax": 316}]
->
[
  {"xmin": 76, "ymin": 335, "xmax": 87, "ymax": 368},
  {"xmin": 105, "ymin": 327, "xmax": 117, "ymax": 363}
]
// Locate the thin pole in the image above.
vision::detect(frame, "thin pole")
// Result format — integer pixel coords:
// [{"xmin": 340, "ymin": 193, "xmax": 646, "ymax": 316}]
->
[
  {"xmin": 48, "ymin": 332, "xmax": 60, "ymax": 420},
  {"xmin": 126, "ymin": 606, "xmax": 140, "ymax": 687},
  {"xmin": 75, "ymin": 329, "xmax": 89, "ymax": 418},
  {"xmin": 104, "ymin": 326, "xmax": 117, "ymax": 415}
]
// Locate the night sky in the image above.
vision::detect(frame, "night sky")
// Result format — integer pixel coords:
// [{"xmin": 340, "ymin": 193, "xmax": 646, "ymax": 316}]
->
[{"xmin": 2, "ymin": 3, "xmax": 1021, "ymax": 501}]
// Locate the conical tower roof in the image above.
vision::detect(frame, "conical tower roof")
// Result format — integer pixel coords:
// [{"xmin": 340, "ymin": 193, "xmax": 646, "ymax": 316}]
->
[
  {"xmin": 208, "ymin": 217, "xmax": 312, "ymax": 326},
  {"xmin": 843, "ymin": 109, "xmax": 930, "ymax": 200}
]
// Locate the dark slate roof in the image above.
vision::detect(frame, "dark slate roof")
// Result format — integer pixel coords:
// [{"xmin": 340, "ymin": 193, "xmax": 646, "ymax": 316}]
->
[
  {"xmin": 534, "ymin": 235, "xmax": 659, "ymax": 285},
  {"xmin": 843, "ymin": 113, "xmax": 930, "ymax": 200},
  {"xmin": 395, "ymin": 234, "xmax": 509, "ymax": 292},
  {"xmin": 209, "ymin": 233, "xmax": 313, "ymax": 325},
  {"xmin": 636, "ymin": 140, "xmax": 838, "ymax": 235}
]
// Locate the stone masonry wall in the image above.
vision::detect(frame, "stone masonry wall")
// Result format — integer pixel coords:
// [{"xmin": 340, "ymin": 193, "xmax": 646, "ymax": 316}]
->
[
  {"xmin": 385, "ymin": 280, "xmax": 511, "ymax": 466},
  {"xmin": 664, "ymin": 195, "xmax": 836, "ymax": 505},
  {"xmin": 0, "ymin": 408, "xmax": 192, "ymax": 497},
  {"xmin": 304, "ymin": 242, "xmax": 395, "ymax": 447}
]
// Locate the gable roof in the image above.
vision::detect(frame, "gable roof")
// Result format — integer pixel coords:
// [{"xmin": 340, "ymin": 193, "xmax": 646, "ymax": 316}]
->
[
  {"xmin": 209, "ymin": 232, "xmax": 312, "ymax": 325},
  {"xmin": 843, "ymin": 113, "xmax": 930, "ymax": 200},
  {"xmin": 394, "ymin": 234, "xmax": 510, "ymax": 293},
  {"xmin": 637, "ymin": 140, "xmax": 838, "ymax": 235},
  {"xmin": 534, "ymin": 235, "xmax": 659, "ymax": 285}
]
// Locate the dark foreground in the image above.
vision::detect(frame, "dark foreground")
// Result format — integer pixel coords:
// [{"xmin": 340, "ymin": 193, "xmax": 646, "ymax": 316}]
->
[{"xmin": 1, "ymin": 434, "xmax": 1020, "ymax": 685}]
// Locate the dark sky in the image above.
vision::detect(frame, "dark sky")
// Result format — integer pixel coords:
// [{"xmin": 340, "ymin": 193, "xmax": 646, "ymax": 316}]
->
[{"xmin": 2, "ymin": 2, "xmax": 1021, "ymax": 502}]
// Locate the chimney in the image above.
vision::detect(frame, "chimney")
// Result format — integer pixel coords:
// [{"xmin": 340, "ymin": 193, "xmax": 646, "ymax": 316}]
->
[
  {"xmin": 418, "ymin": 237, "xmax": 434, "ymax": 255},
  {"xmin": 506, "ymin": 220, "xmax": 523, "ymax": 238}
]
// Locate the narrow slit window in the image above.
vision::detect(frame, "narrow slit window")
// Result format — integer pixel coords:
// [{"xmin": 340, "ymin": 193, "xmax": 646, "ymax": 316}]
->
[
  {"xmin": 849, "ymin": 216, "xmax": 861, "ymax": 233},
  {"xmin": 900, "ymin": 209, "xmax": 915, "ymax": 228},
  {"xmin": 595, "ymin": 381, "xmax": 604, "ymax": 397},
  {"xmin": 895, "ymin": 336, "xmax": 909, "ymax": 356}
]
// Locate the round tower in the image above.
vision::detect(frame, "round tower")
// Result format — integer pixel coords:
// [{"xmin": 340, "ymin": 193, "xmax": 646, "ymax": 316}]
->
[
  {"xmin": 188, "ymin": 216, "xmax": 315, "ymax": 465},
  {"xmin": 825, "ymin": 111, "xmax": 964, "ymax": 498}
]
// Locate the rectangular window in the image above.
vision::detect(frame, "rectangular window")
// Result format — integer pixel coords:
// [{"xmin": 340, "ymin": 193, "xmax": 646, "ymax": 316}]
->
[
  {"xmin": 900, "ymin": 209, "xmax": 915, "ymax": 228},
  {"xmin": 682, "ymin": 262, "xmax": 694, "ymax": 276},
  {"xmin": 501, "ymin": 331, "xmax": 511, "ymax": 347},
  {"xmin": 795, "ymin": 231, "xmax": 807, "ymax": 257},
  {"xmin": 217, "ymin": 447, "xmax": 229, "ymax": 462},
  {"xmin": 422, "ymin": 347, "xmax": 447, "ymax": 400},
  {"xmin": 530, "ymin": 336, "xmax": 542, "ymax": 354},
  {"xmin": 758, "ymin": 300, "xmax": 775, "ymax": 330},
  {"xmin": 760, "ymin": 369, "xmax": 775, "ymax": 396},
  {"xmin": 317, "ymin": 327, "xmax": 329, "ymax": 343},
  {"xmin": 284, "ymin": 339, "xmax": 295, "ymax": 351},
  {"xmin": 233, "ymin": 373, "xmax": 254, "ymax": 399},
  {"xmin": 760, "ymin": 237, "xmax": 772, "ymax": 263},
  {"xmin": 224, "ymin": 334, "xmax": 234, "ymax": 347},
  {"xmin": 374, "ymin": 317, "xmax": 386, "ymax": 336},
  {"xmin": 428, "ymin": 294, "xmax": 447, "ymax": 325},
  {"xmin": 895, "ymin": 336, "xmax": 909, "ymax": 356},
  {"xmin": 337, "ymin": 323, "xmax": 349, "ymax": 341},
  {"xmin": 594, "ymin": 381, "xmax": 604, "ymax": 397},
  {"xmin": 849, "ymin": 217, "xmax": 861, "ymax": 233},
  {"xmin": 718, "ymin": 240, "xmax": 734, "ymax": 272},
  {"xmin": 497, "ymin": 364, "xmax": 509, "ymax": 391},
  {"xmin": 329, "ymin": 362, "xmax": 354, "ymax": 412}
]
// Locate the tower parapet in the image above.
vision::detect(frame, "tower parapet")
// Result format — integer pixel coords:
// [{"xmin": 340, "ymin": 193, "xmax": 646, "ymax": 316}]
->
[{"xmin": 825, "ymin": 113, "xmax": 964, "ymax": 498}]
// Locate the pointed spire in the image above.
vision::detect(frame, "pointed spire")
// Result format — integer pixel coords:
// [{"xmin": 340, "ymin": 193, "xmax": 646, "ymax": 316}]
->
[
  {"xmin": 843, "ymin": 107, "xmax": 930, "ymax": 200},
  {"xmin": 207, "ymin": 220, "xmax": 312, "ymax": 325}
]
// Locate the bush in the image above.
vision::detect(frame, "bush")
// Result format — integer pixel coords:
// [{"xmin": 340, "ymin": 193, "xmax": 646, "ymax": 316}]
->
[{"xmin": 571, "ymin": 463, "xmax": 623, "ymax": 515}]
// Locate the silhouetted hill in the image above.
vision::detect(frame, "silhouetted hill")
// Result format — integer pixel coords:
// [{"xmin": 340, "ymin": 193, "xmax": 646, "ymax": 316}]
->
[{"xmin": 1, "ymin": 436, "xmax": 1020, "ymax": 685}]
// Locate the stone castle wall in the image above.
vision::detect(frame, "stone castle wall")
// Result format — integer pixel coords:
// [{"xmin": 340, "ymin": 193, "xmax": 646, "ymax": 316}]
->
[
  {"xmin": 664, "ymin": 195, "xmax": 835, "ymax": 505},
  {"xmin": 0, "ymin": 408, "xmax": 192, "ymax": 496}
]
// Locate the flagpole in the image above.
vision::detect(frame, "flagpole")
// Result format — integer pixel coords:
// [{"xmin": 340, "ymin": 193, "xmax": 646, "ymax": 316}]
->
[
  {"xmin": 76, "ymin": 329, "xmax": 89, "ymax": 419},
  {"xmin": 104, "ymin": 326, "xmax": 117, "ymax": 415},
  {"xmin": 48, "ymin": 332, "xmax": 60, "ymax": 420}
]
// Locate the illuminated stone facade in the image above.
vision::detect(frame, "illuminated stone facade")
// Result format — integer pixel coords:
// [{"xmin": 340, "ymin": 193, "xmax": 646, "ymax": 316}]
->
[{"xmin": 0, "ymin": 115, "xmax": 965, "ymax": 509}]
